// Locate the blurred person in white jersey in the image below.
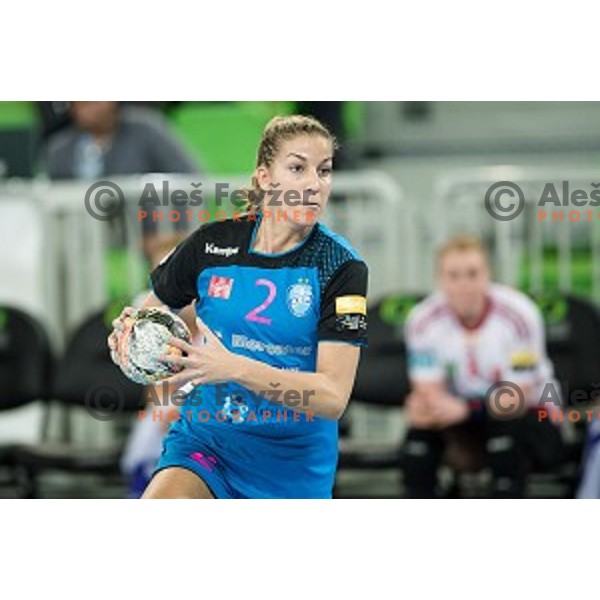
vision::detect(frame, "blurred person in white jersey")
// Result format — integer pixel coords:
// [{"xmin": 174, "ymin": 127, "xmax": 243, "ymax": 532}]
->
[{"xmin": 403, "ymin": 234, "xmax": 565, "ymax": 498}]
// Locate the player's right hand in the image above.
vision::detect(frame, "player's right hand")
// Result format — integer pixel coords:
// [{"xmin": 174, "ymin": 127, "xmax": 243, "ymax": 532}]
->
[{"xmin": 107, "ymin": 306, "xmax": 138, "ymax": 365}]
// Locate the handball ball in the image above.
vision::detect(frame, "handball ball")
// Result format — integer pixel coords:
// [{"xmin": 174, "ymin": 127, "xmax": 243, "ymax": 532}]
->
[{"xmin": 116, "ymin": 307, "xmax": 192, "ymax": 385}]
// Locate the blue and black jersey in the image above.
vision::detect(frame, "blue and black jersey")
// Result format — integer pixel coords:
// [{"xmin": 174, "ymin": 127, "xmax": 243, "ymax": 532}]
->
[{"xmin": 149, "ymin": 213, "xmax": 368, "ymax": 498}]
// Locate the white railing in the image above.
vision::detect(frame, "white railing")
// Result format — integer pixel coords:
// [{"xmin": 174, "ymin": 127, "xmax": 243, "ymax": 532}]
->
[
  {"xmin": 428, "ymin": 167, "xmax": 600, "ymax": 303},
  {"xmin": 326, "ymin": 170, "xmax": 416, "ymax": 297},
  {"xmin": 0, "ymin": 181, "xmax": 62, "ymax": 350}
]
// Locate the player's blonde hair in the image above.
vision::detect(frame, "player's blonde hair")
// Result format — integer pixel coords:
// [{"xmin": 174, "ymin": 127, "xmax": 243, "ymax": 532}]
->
[
  {"xmin": 149, "ymin": 233, "xmax": 187, "ymax": 269},
  {"xmin": 436, "ymin": 234, "xmax": 490, "ymax": 269},
  {"xmin": 244, "ymin": 115, "xmax": 338, "ymax": 212}
]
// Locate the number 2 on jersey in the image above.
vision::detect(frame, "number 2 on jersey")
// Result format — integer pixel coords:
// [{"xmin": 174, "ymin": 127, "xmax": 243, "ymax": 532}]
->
[{"xmin": 245, "ymin": 278, "xmax": 276, "ymax": 325}]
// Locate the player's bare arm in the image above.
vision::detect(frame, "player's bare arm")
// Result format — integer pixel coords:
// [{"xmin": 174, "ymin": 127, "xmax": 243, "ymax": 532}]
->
[{"xmin": 162, "ymin": 319, "xmax": 360, "ymax": 420}]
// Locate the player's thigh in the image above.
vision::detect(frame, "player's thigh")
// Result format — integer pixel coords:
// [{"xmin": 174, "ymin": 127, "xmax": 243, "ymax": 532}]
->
[{"xmin": 142, "ymin": 467, "xmax": 215, "ymax": 499}]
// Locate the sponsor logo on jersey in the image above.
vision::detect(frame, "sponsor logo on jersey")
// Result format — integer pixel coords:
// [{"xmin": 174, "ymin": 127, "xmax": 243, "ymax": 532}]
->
[
  {"xmin": 189, "ymin": 452, "xmax": 218, "ymax": 471},
  {"xmin": 287, "ymin": 279, "xmax": 314, "ymax": 318},
  {"xmin": 231, "ymin": 333, "xmax": 312, "ymax": 357},
  {"xmin": 222, "ymin": 394, "xmax": 249, "ymax": 423},
  {"xmin": 334, "ymin": 295, "xmax": 367, "ymax": 331},
  {"xmin": 336, "ymin": 314, "xmax": 367, "ymax": 332},
  {"xmin": 208, "ymin": 276, "xmax": 234, "ymax": 299},
  {"xmin": 335, "ymin": 295, "xmax": 367, "ymax": 316},
  {"xmin": 205, "ymin": 242, "xmax": 240, "ymax": 257}
]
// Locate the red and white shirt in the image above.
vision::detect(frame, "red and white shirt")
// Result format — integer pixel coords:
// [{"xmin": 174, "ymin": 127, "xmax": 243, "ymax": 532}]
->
[{"xmin": 405, "ymin": 284, "xmax": 560, "ymax": 408}]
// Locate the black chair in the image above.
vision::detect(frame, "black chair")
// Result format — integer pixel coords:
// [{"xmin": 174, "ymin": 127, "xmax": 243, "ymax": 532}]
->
[
  {"xmin": 531, "ymin": 293, "xmax": 600, "ymax": 406},
  {"xmin": 335, "ymin": 294, "xmax": 423, "ymax": 495},
  {"xmin": 13, "ymin": 304, "xmax": 145, "ymax": 498},
  {"xmin": 0, "ymin": 306, "xmax": 54, "ymax": 490}
]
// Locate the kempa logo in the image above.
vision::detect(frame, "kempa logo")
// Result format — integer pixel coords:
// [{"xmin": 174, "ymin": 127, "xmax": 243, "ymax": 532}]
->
[{"xmin": 205, "ymin": 243, "xmax": 240, "ymax": 257}]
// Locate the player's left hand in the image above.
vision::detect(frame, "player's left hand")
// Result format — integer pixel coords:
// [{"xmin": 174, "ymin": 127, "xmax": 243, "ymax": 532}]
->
[{"xmin": 160, "ymin": 317, "xmax": 239, "ymax": 388}]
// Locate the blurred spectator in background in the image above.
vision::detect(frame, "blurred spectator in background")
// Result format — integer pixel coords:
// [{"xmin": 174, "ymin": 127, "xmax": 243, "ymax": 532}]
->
[
  {"xmin": 37, "ymin": 101, "xmax": 182, "ymax": 141},
  {"xmin": 42, "ymin": 101, "xmax": 200, "ymax": 256},
  {"xmin": 37, "ymin": 101, "xmax": 72, "ymax": 141},
  {"xmin": 43, "ymin": 101, "xmax": 198, "ymax": 179},
  {"xmin": 403, "ymin": 234, "xmax": 565, "ymax": 498},
  {"xmin": 120, "ymin": 234, "xmax": 198, "ymax": 498}
]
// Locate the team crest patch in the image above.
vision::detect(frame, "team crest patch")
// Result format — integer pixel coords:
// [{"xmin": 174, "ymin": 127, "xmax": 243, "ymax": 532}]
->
[{"xmin": 287, "ymin": 279, "xmax": 314, "ymax": 318}]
